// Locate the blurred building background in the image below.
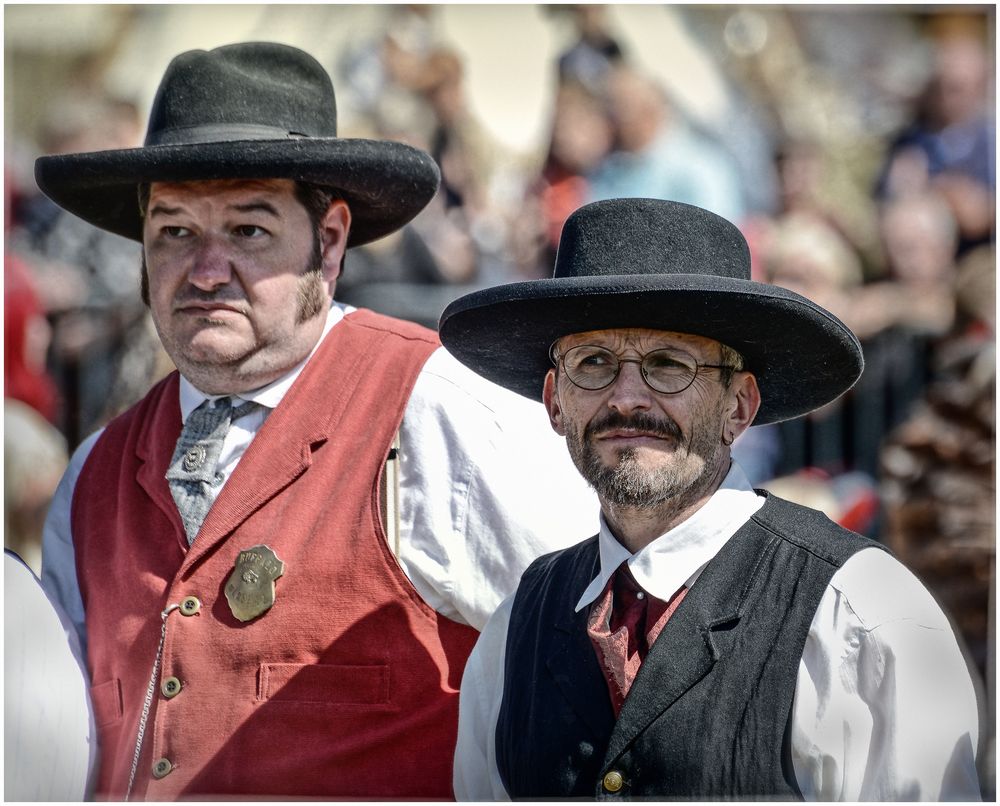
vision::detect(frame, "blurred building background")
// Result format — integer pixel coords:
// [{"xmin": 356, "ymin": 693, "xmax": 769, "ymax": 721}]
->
[{"xmin": 4, "ymin": 4, "xmax": 995, "ymax": 794}]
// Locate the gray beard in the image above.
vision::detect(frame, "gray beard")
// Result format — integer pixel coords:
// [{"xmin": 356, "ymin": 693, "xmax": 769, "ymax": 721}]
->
[
  {"xmin": 579, "ymin": 445, "xmax": 690, "ymax": 508},
  {"xmin": 564, "ymin": 412, "xmax": 723, "ymax": 510}
]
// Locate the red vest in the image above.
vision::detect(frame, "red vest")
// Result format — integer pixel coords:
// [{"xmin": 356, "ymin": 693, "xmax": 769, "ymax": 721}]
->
[{"xmin": 72, "ymin": 310, "xmax": 478, "ymax": 800}]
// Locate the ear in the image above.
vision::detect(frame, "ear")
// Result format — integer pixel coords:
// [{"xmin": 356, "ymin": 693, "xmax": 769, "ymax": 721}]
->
[
  {"xmin": 724, "ymin": 371, "xmax": 761, "ymax": 443},
  {"xmin": 542, "ymin": 369, "xmax": 567, "ymax": 436},
  {"xmin": 319, "ymin": 200, "xmax": 352, "ymax": 284}
]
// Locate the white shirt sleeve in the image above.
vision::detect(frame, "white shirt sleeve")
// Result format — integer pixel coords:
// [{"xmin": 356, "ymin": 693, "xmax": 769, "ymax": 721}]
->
[
  {"xmin": 791, "ymin": 547, "xmax": 982, "ymax": 801},
  {"xmin": 5, "ymin": 552, "xmax": 97, "ymax": 799},
  {"xmin": 40, "ymin": 429, "xmax": 102, "ymax": 654},
  {"xmin": 398, "ymin": 347, "xmax": 601, "ymax": 629},
  {"xmin": 453, "ymin": 594, "xmax": 515, "ymax": 800}
]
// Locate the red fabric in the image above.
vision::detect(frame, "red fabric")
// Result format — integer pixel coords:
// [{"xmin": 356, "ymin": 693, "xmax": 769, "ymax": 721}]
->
[
  {"xmin": 4, "ymin": 253, "xmax": 57, "ymax": 421},
  {"xmin": 588, "ymin": 565, "xmax": 687, "ymax": 714},
  {"xmin": 72, "ymin": 309, "xmax": 478, "ymax": 800}
]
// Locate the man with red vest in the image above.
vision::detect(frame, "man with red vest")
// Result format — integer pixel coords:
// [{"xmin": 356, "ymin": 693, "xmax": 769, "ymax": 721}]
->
[
  {"xmin": 36, "ymin": 43, "xmax": 598, "ymax": 800},
  {"xmin": 440, "ymin": 198, "xmax": 983, "ymax": 800}
]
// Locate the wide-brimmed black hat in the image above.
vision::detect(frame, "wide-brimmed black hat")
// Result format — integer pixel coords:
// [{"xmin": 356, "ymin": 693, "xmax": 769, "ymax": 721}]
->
[
  {"xmin": 33, "ymin": 42, "xmax": 440, "ymax": 247},
  {"xmin": 439, "ymin": 198, "xmax": 863, "ymax": 425}
]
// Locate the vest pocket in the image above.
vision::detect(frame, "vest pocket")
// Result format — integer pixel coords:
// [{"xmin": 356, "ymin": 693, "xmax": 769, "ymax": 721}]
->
[
  {"xmin": 257, "ymin": 662, "xmax": 390, "ymax": 706},
  {"xmin": 90, "ymin": 678, "xmax": 124, "ymax": 728}
]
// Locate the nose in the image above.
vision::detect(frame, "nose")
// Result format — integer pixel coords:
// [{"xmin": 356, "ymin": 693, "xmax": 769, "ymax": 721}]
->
[
  {"xmin": 606, "ymin": 358, "xmax": 653, "ymax": 415},
  {"xmin": 187, "ymin": 236, "xmax": 233, "ymax": 291}
]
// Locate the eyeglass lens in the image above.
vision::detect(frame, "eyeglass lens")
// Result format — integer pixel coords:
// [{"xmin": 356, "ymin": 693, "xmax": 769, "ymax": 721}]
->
[{"xmin": 561, "ymin": 345, "xmax": 700, "ymax": 393}]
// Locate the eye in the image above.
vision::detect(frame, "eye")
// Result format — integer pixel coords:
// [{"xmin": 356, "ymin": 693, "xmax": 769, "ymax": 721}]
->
[
  {"xmin": 234, "ymin": 224, "xmax": 268, "ymax": 238},
  {"xmin": 162, "ymin": 225, "xmax": 191, "ymax": 238},
  {"xmin": 644, "ymin": 350, "xmax": 694, "ymax": 373},
  {"xmin": 580, "ymin": 352, "xmax": 611, "ymax": 367},
  {"xmin": 568, "ymin": 347, "xmax": 614, "ymax": 369}
]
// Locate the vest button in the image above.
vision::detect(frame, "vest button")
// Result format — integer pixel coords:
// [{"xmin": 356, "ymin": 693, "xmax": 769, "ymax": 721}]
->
[
  {"xmin": 161, "ymin": 676, "xmax": 182, "ymax": 698},
  {"xmin": 603, "ymin": 770, "xmax": 624, "ymax": 793},
  {"xmin": 180, "ymin": 596, "xmax": 201, "ymax": 616},
  {"xmin": 152, "ymin": 758, "xmax": 173, "ymax": 779}
]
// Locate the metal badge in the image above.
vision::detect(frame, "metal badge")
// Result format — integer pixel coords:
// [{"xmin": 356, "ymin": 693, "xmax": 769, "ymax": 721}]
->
[
  {"xmin": 224, "ymin": 545, "xmax": 285, "ymax": 622},
  {"xmin": 182, "ymin": 444, "xmax": 206, "ymax": 471}
]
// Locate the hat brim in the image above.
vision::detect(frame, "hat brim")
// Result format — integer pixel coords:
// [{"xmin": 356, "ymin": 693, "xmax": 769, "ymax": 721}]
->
[
  {"xmin": 33, "ymin": 137, "xmax": 440, "ymax": 247},
  {"xmin": 438, "ymin": 274, "xmax": 864, "ymax": 426}
]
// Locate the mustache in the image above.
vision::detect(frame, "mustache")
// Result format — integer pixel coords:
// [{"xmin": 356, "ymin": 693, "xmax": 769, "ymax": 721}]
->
[{"xmin": 585, "ymin": 410, "xmax": 683, "ymax": 441}]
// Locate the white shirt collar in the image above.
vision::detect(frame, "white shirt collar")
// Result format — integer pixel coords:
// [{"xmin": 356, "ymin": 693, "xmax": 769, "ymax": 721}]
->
[
  {"xmin": 574, "ymin": 461, "xmax": 766, "ymax": 611},
  {"xmin": 178, "ymin": 301, "xmax": 355, "ymax": 422}
]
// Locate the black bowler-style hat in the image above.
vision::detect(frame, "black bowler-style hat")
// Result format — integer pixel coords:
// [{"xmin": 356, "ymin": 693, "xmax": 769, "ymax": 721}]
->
[
  {"xmin": 439, "ymin": 198, "xmax": 864, "ymax": 426},
  {"xmin": 33, "ymin": 41, "xmax": 440, "ymax": 247}
]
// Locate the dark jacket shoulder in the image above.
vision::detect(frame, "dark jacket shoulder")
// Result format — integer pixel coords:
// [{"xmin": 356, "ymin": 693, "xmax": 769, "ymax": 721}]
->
[{"xmin": 751, "ymin": 491, "xmax": 885, "ymax": 565}]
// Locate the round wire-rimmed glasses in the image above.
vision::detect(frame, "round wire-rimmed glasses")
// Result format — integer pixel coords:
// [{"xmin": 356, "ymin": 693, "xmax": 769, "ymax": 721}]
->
[{"xmin": 551, "ymin": 343, "xmax": 737, "ymax": 395}]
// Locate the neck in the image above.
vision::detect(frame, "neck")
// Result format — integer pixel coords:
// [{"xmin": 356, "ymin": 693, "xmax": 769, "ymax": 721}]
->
[{"xmin": 601, "ymin": 457, "xmax": 731, "ymax": 554}]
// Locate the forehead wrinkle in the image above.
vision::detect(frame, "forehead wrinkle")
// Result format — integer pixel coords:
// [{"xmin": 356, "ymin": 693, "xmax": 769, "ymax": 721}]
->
[
  {"xmin": 146, "ymin": 179, "xmax": 296, "ymax": 225},
  {"xmin": 560, "ymin": 328, "xmax": 721, "ymax": 359},
  {"xmin": 148, "ymin": 179, "xmax": 296, "ymax": 210}
]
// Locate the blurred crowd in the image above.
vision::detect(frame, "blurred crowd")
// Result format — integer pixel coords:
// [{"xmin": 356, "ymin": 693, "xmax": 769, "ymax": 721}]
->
[{"xmin": 4, "ymin": 5, "xmax": 995, "ymax": 777}]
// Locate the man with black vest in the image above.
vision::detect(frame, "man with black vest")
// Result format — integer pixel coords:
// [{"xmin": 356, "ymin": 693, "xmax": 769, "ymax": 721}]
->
[
  {"xmin": 34, "ymin": 42, "xmax": 599, "ymax": 800},
  {"xmin": 440, "ymin": 198, "xmax": 982, "ymax": 800}
]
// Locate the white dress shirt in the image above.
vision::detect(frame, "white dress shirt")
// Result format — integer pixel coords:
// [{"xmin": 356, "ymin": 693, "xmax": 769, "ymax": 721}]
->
[
  {"xmin": 453, "ymin": 463, "xmax": 982, "ymax": 801},
  {"xmin": 40, "ymin": 302, "xmax": 602, "ymax": 650},
  {"xmin": 5, "ymin": 552, "xmax": 97, "ymax": 800}
]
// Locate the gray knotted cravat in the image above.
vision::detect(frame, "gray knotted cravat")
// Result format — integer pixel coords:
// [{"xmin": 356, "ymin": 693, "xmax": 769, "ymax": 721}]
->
[{"xmin": 166, "ymin": 396, "xmax": 258, "ymax": 544}]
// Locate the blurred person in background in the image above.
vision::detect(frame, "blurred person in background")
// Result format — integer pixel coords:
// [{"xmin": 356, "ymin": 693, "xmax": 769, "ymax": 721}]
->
[
  {"xmin": 553, "ymin": 4, "xmax": 626, "ymax": 93},
  {"xmin": 36, "ymin": 41, "xmax": 598, "ymax": 800},
  {"xmin": 514, "ymin": 79, "xmax": 615, "ymax": 279},
  {"xmin": 5, "ymin": 183, "xmax": 68, "ymax": 574},
  {"xmin": 588, "ymin": 64, "xmax": 746, "ymax": 225},
  {"xmin": 762, "ymin": 212, "xmax": 865, "ymax": 330},
  {"xmin": 878, "ymin": 240, "xmax": 995, "ymax": 798},
  {"xmin": 10, "ymin": 92, "xmax": 163, "ymax": 447},
  {"xmin": 766, "ymin": 137, "xmax": 883, "ymax": 277},
  {"xmin": 877, "ymin": 30, "xmax": 994, "ymax": 255},
  {"xmin": 852, "ymin": 191, "xmax": 960, "ymax": 341},
  {"xmin": 755, "ymin": 213, "xmax": 870, "ymax": 510},
  {"xmin": 337, "ymin": 9, "xmax": 497, "ymax": 322}
]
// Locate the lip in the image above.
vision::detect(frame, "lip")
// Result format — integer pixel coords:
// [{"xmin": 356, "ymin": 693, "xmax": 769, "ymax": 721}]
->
[
  {"xmin": 175, "ymin": 302, "xmax": 245, "ymax": 316},
  {"xmin": 596, "ymin": 429, "xmax": 671, "ymax": 444}
]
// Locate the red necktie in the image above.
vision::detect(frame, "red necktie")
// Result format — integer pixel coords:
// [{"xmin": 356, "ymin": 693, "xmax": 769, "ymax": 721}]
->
[{"xmin": 587, "ymin": 565, "xmax": 688, "ymax": 715}]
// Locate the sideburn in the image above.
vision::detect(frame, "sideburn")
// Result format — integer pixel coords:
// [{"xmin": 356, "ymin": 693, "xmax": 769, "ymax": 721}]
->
[
  {"xmin": 295, "ymin": 230, "xmax": 328, "ymax": 323},
  {"xmin": 140, "ymin": 254, "xmax": 150, "ymax": 307},
  {"xmin": 295, "ymin": 269, "xmax": 327, "ymax": 323}
]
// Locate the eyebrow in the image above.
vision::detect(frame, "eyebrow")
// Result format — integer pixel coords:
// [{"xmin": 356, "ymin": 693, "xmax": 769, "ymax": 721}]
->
[
  {"xmin": 147, "ymin": 202, "xmax": 184, "ymax": 219},
  {"xmin": 230, "ymin": 200, "xmax": 281, "ymax": 217}
]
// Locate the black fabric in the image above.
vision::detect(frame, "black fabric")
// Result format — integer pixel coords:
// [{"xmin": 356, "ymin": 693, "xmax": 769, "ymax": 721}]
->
[
  {"xmin": 496, "ymin": 493, "xmax": 883, "ymax": 800},
  {"xmin": 33, "ymin": 42, "xmax": 439, "ymax": 247},
  {"xmin": 438, "ymin": 198, "xmax": 863, "ymax": 425}
]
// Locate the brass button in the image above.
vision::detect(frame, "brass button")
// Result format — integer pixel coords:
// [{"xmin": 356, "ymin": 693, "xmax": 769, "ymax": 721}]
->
[
  {"xmin": 603, "ymin": 770, "xmax": 624, "ymax": 793},
  {"xmin": 180, "ymin": 596, "xmax": 201, "ymax": 616},
  {"xmin": 152, "ymin": 758, "xmax": 173, "ymax": 779},
  {"xmin": 161, "ymin": 676, "xmax": 182, "ymax": 699}
]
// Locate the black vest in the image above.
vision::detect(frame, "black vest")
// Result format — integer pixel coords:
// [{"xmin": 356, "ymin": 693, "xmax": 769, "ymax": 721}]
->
[{"xmin": 496, "ymin": 493, "xmax": 881, "ymax": 800}]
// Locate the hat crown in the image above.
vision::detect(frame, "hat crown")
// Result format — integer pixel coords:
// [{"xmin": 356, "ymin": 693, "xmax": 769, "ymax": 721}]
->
[
  {"xmin": 553, "ymin": 198, "xmax": 750, "ymax": 280},
  {"xmin": 145, "ymin": 42, "xmax": 338, "ymax": 146}
]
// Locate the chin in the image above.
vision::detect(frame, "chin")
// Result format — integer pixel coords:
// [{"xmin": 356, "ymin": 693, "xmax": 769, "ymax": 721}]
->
[{"xmin": 181, "ymin": 330, "xmax": 254, "ymax": 360}]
